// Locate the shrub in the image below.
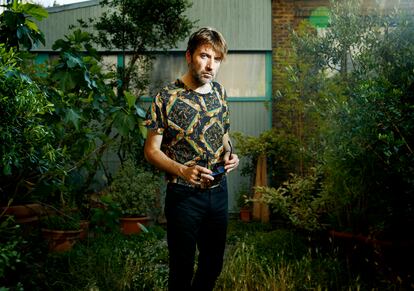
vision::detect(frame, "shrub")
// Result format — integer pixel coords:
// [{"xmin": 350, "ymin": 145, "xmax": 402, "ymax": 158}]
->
[
  {"xmin": 0, "ymin": 45, "xmax": 64, "ymax": 204},
  {"xmin": 108, "ymin": 159, "xmax": 162, "ymax": 217},
  {"xmin": 256, "ymin": 167, "xmax": 326, "ymax": 231}
]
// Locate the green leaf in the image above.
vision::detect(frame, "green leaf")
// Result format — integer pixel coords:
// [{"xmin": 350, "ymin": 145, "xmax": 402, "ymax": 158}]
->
[
  {"xmin": 24, "ymin": 19, "xmax": 40, "ymax": 33},
  {"xmin": 135, "ymin": 104, "xmax": 146, "ymax": 118},
  {"xmin": 19, "ymin": 4, "xmax": 49, "ymax": 21},
  {"xmin": 139, "ymin": 122, "xmax": 148, "ymax": 139},
  {"xmin": 52, "ymin": 70, "xmax": 76, "ymax": 91},
  {"xmin": 113, "ymin": 111, "xmax": 135, "ymax": 136},
  {"xmin": 3, "ymin": 164, "xmax": 11, "ymax": 176},
  {"xmin": 64, "ymin": 52, "xmax": 83, "ymax": 68},
  {"xmin": 64, "ymin": 109, "xmax": 81, "ymax": 130},
  {"xmin": 124, "ymin": 91, "xmax": 137, "ymax": 109}
]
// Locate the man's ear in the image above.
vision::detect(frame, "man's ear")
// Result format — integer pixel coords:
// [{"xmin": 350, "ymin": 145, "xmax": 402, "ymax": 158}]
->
[{"xmin": 185, "ymin": 50, "xmax": 192, "ymax": 65}]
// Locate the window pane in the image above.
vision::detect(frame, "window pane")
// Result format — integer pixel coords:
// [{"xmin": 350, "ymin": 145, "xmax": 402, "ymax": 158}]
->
[{"xmin": 149, "ymin": 53, "xmax": 266, "ymax": 97}]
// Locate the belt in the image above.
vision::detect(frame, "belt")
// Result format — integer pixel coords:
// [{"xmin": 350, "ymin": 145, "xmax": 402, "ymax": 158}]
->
[
  {"xmin": 197, "ymin": 182, "xmax": 220, "ymax": 190},
  {"xmin": 170, "ymin": 175, "xmax": 225, "ymax": 190},
  {"xmin": 197, "ymin": 173, "xmax": 225, "ymax": 189}
]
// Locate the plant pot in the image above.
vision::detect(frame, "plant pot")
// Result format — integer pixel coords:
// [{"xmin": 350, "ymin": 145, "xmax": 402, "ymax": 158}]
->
[
  {"xmin": 1, "ymin": 203, "xmax": 44, "ymax": 224},
  {"xmin": 79, "ymin": 220, "xmax": 90, "ymax": 240},
  {"xmin": 240, "ymin": 208, "xmax": 252, "ymax": 222},
  {"xmin": 41, "ymin": 228, "xmax": 82, "ymax": 252},
  {"xmin": 120, "ymin": 216, "xmax": 151, "ymax": 235}
]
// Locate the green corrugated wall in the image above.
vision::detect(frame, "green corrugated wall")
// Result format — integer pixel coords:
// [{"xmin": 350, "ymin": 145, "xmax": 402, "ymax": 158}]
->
[{"xmin": 35, "ymin": 0, "xmax": 271, "ymax": 52}]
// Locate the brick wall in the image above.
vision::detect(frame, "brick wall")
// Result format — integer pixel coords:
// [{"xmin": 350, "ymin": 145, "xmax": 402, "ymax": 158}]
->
[{"xmin": 271, "ymin": 0, "xmax": 329, "ymax": 127}]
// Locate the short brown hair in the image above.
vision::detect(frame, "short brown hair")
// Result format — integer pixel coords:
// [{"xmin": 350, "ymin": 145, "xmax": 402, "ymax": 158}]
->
[{"xmin": 186, "ymin": 27, "xmax": 228, "ymax": 60}]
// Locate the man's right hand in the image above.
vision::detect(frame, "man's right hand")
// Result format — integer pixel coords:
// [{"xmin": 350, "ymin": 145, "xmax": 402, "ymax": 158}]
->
[{"xmin": 180, "ymin": 165, "xmax": 214, "ymax": 185}]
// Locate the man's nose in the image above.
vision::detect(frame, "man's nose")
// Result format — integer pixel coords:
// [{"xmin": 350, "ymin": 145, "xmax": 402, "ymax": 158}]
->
[{"xmin": 205, "ymin": 59, "xmax": 213, "ymax": 70}]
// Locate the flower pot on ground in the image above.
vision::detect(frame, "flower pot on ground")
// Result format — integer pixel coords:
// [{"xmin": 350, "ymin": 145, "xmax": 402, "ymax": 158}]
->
[
  {"xmin": 108, "ymin": 159, "xmax": 161, "ymax": 235},
  {"xmin": 40, "ymin": 211, "xmax": 82, "ymax": 252},
  {"xmin": 41, "ymin": 228, "xmax": 82, "ymax": 252},
  {"xmin": 240, "ymin": 207, "xmax": 252, "ymax": 222},
  {"xmin": 0, "ymin": 203, "xmax": 45, "ymax": 225},
  {"xmin": 236, "ymin": 186, "xmax": 253, "ymax": 222},
  {"xmin": 119, "ymin": 216, "xmax": 151, "ymax": 235}
]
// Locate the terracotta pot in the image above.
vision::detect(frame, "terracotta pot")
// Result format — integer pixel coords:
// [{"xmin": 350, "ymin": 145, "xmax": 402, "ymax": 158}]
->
[
  {"xmin": 41, "ymin": 228, "xmax": 82, "ymax": 252},
  {"xmin": 240, "ymin": 208, "xmax": 252, "ymax": 222},
  {"xmin": 120, "ymin": 216, "xmax": 151, "ymax": 235},
  {"xmin": 1, "ymin": 203, "xmax": 44, "ymax": 224},
  {"xmin": 79, "ymin": 220, "xmax": 90, "ymax": 240}
]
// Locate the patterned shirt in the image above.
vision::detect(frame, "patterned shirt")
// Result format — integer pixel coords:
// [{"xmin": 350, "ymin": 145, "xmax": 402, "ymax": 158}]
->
[{"xmin": 145, "ymin": 79, "xmax": 230, "ymax": 185}]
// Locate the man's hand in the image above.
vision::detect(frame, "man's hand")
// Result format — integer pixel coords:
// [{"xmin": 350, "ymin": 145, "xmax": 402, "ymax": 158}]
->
[
  {"xmin": 224, "ymin": 152, "xmax": 239, "ymax": 173},
  {"xmin": 180, "ymin": 165, "xmax": 214, "ymax": 185}
]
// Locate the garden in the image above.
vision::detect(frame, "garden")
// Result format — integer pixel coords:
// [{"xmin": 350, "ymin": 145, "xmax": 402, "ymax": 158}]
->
[{"xmin": 1, "ymin": 0, "xmax": 414, "ymax": 290}]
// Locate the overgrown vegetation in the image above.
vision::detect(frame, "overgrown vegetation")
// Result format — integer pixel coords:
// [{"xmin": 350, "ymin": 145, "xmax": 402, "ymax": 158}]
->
[
  {"xmin": 16, "ymin": 221, "xmax": 403, "ymax": 290},
  {"xmin": 236, "ymin": 0, "xmax": 414, "ymax": 242},
  {"xmin": 43, "ymin": 227, "xmax": 169, "ymax": 291}
]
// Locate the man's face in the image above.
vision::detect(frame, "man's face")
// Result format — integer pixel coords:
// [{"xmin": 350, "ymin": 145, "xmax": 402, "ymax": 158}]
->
[{"xmin": 186, "ymin": 44, "xmax": 223, "ymax": 86}]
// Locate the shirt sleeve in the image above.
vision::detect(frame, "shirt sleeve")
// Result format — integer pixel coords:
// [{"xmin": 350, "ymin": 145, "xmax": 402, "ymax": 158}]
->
[
  {"xmin": 221, "ymin": 86, "xmax": 230, "ymax": 134},
  {"xmin": 144, "ymin": 93, "xmax": 166, "ymax": 135}
]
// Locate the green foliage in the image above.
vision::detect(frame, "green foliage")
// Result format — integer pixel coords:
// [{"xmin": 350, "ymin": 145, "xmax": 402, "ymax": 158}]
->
[
  {"xmin": 233, "ymin": 129, "xmax": 304, "ymax": 188},
  {"xmin": 0, "ymin": 216, "xmax": 47, "ymax": 290},
  {"xmin": 256, "ymin": 168, "xmax": 325, "ymax": 231},
  {"xmin": 0, "ymin": 0, "xmax": 48, "ymax": 51},
  {"xmin": 249, "ymin": 229, "xmax": 308, "ymax": 263},
  {"xmin": 43, "ymin": 228, "xmax": 168, "ymax": 290},
  {"xmin": 0, "ymin": 217, "xmax": 22, "ymax": 279},
  {"xmin": 108, "ymin": 160, "xmax": 161, "ymax": 217},
  {"xmin": 40, "ymin": 211, "xmax": 81, "ymax": 231},
  {"xmin": 235, "ymin": 184, "xmax": 252, "ymax": 209},
  {"xmin": 93, "ymin": 0, "xmax": 194, "ymax": 95},
  {"xmin": 0, "ymin": 45, "xmax": 64, "ymax": 203},
  {"xmin": 271, "ymin": 0, "xmax": 414, "ymax": 239},
  {"xmin": 299, "ymin": 0, "xmax": 414, "ymax": 238},
  {"xmin": 90, "ymin": 195, "xmax": 121, "ymax": 234},
  {"xmin": 36, "ymin": 28, "xmax": 148, "ymax": 206},
  {"xmin": 216, "ymin": 225, "xmax": 360, "ymax": 290}
]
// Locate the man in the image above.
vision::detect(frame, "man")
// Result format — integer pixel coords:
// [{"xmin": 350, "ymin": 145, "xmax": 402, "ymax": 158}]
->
[{"xmin": 144, "ymin": 27, "xmax": 239, "ymax": 291}]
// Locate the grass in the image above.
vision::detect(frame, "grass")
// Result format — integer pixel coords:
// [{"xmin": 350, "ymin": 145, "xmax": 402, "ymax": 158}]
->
[
  {"xmin": 5, "ymin": 220, "xmax": 411, "ymax": 290},
  {"xmin": 216, "ymin": 221, "xmax": 358, "ymax": 291}
]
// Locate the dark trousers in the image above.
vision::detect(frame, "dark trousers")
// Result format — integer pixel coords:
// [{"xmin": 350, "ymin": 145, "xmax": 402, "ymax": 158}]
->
[{"xmin": 165, "ymin": 180, "xmax": 228, "ymax": 291}]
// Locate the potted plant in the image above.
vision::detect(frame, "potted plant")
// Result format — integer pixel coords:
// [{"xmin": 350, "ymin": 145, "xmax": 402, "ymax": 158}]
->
[
  {"xmin": 108, "ymin": 159, "xmax": 161, "ymax": 235},
  {"xmin": 236, "ymin": 186, "xmax": 252, "ymax": 222},
  {"xmin": 40, "ymin": 207, "xmax": 82, "ymax": 252}
]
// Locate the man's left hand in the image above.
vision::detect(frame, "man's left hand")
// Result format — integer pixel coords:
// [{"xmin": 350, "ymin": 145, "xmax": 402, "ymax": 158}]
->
[{"xmin": 224, "ymin": 152, "xmax": 239, "ymax": 173}]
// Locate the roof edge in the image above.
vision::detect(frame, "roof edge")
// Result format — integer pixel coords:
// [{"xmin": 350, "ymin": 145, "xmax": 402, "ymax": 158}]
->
[{"xmin": 46, "ymin": 0, "xmax": 100, "ymax": 13}]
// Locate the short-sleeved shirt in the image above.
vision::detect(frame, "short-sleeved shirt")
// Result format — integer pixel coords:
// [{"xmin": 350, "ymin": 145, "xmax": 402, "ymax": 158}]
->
[{"xmin": 145, "ymin": 79, "xmax": 230, "ymax": 186}]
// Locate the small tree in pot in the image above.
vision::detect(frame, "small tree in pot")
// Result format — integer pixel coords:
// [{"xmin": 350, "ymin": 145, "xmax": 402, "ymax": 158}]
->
[{"xmin": 108, "ymin": 159, "xmax": 162, "ymax": 234}]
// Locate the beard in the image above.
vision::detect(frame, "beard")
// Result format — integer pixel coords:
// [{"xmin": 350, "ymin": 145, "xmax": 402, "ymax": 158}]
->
[{"xmin": 189, "ymin": 63, "xmax": 214, "ymax": 86}]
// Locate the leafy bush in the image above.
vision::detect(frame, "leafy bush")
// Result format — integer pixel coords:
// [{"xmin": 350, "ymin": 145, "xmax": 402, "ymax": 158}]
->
[
  {"xmin": 233, "ymin": 130, "xmax": 304, "ymax": 188},
  {"xmin": 271, "ymin": 0, "xmax": 414, "ymax": 239},
  {"xmin": 305, "ymin": 0, "xmax": 414, "ymax": 239},
  {"xmin": 0, "ymin": 217, "xmax": 22, "ymax": 282},
  {"xmin": 0, "ymin": 45, "xmax": 64, "ymax": 204},
  {"xmin": 0, "ymin": 216, "xmax": 47, "ymax": 290},
  {"xmin": 90, "ymin": 195, "xmax": 121, "ymax": 234},
  {"xmin": 109, "ymin": 159, "xmax": 162, "ymax": 217},
  {"xmin": 256, "ymin": 167, "xmax": 326, "ymax": 231}
]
